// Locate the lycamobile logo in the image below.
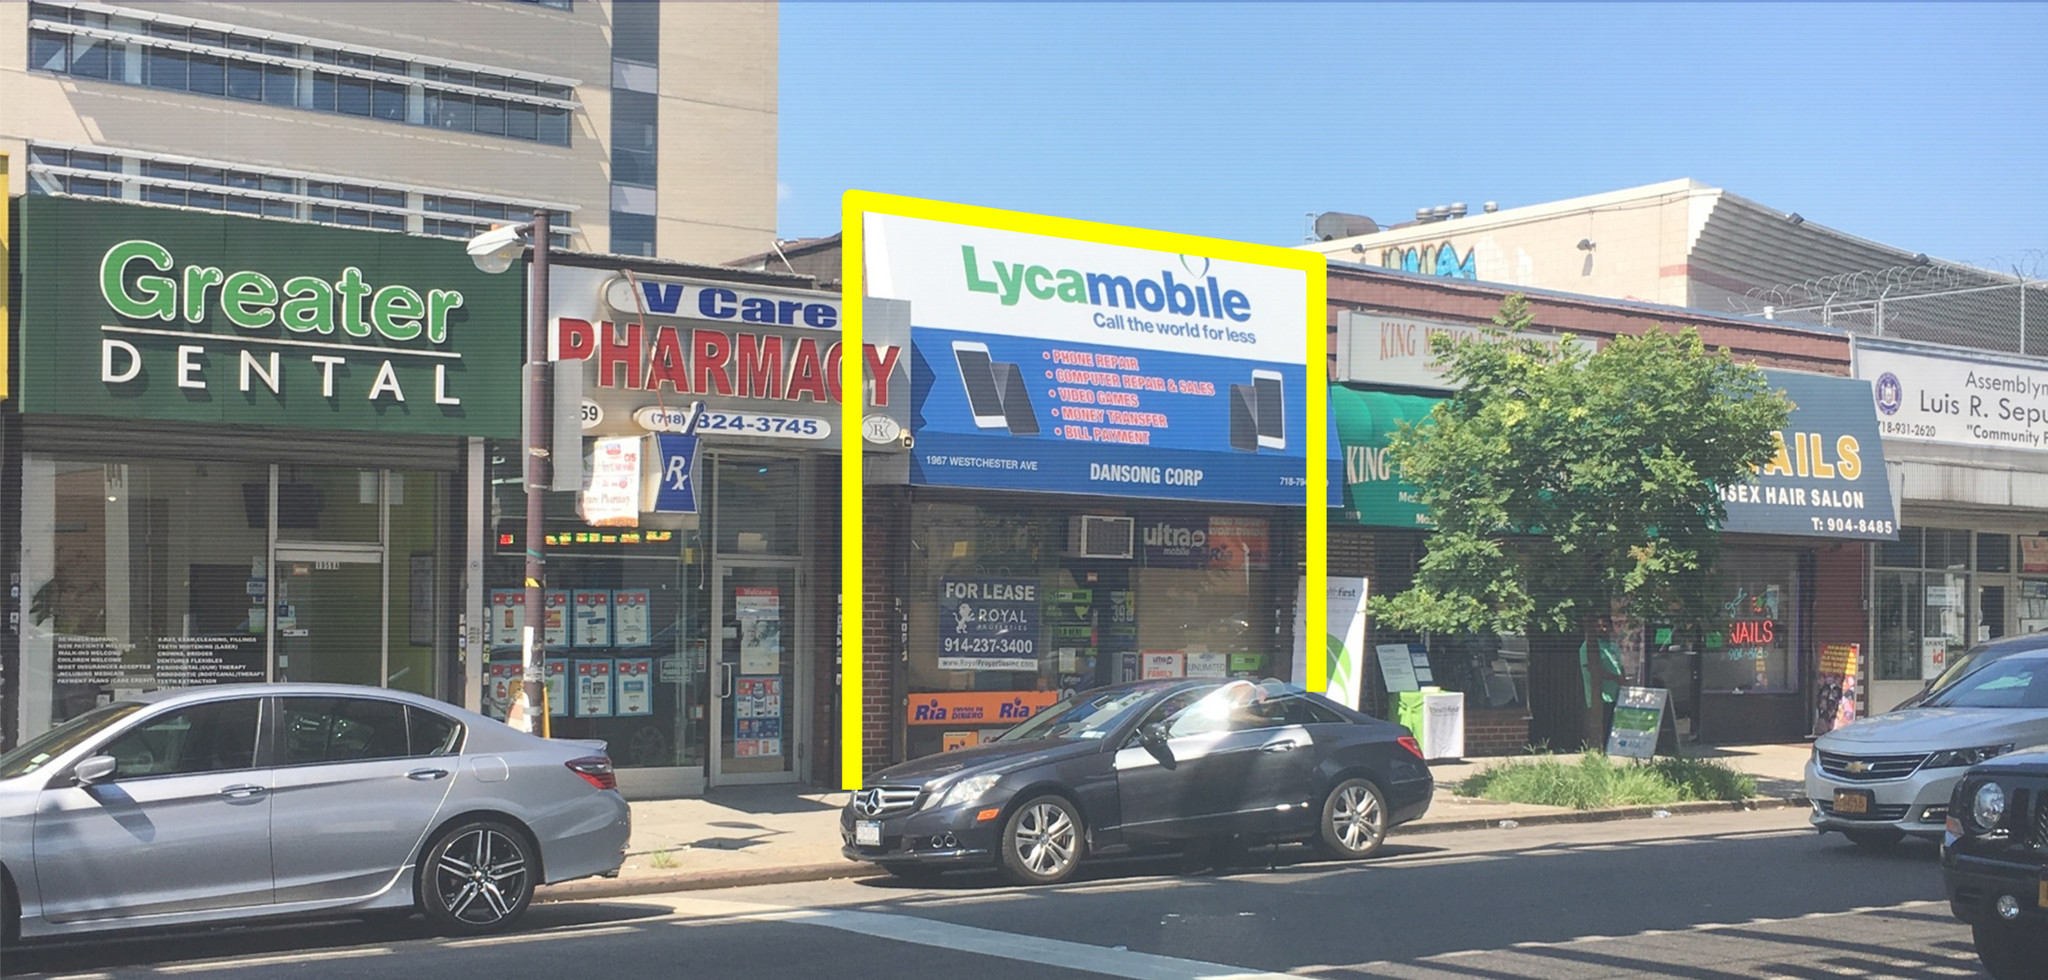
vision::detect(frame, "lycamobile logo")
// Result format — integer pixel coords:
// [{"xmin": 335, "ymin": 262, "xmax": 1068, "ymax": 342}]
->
[{"xmin": 959, "ymin": 245, "xmax": 1252, "ymax": 322}]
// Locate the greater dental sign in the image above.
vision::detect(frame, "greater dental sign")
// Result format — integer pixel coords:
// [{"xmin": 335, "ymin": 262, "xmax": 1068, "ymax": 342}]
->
[{"xmin": 96, "ymin": 239, "xmax": 468, "ymax": 403}]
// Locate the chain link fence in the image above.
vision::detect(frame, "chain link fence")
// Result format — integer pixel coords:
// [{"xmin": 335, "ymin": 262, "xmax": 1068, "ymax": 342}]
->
[{"xmin": 1734, "ymin": 260, "xmax": 2048, "ymax": 359}]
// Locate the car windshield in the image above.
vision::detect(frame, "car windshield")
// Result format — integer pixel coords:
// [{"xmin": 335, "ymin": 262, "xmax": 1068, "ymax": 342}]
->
[
  {"xmin": 1923, "ymin": 657, "xmax": 2048, "ymax": 709},
  {"xmin": 994, "ymin": 688, "xmax": 1157, "ymax": 742},
  {"xmin": 0, "ymin": 702, "xmax": 146, "ymax": 779}
]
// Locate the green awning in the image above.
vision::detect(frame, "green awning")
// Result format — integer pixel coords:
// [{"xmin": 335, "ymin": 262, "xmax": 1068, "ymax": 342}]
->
[{"xmin": 1331, "ymin": 386, "xmax": 1443, "ymax": 528}]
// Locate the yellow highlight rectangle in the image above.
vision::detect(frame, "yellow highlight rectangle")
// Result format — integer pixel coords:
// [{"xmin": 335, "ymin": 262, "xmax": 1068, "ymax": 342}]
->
[{"xmin": 839, "ymin": 191, "xmax": 1327, "ymax": 790}]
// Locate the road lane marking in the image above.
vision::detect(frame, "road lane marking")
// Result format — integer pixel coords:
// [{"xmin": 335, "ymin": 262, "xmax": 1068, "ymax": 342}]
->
[
  {"xmin": 662, "ymin": 897, "xmax": 1298, "ymax": 980},
  {"xmin": 1298, "ymin": 900, "xmax": 1952, "ymax": 976},
  {"xmin": 154, "ymin": 947, "xmax": 391, "ymax": 973},
  {"xmin": 443, "ymin": 924, "xmax": 643, "ymax": 948}
]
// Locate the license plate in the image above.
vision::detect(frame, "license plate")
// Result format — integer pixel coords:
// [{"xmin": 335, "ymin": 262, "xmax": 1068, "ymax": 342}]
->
[
  {"xmin": 855, "ymin": 821, "xmax": 881, "ymax": 847},
  {"xmin": 1834, "ymin": 789, "xmax": 1872, "ymax": 815}
]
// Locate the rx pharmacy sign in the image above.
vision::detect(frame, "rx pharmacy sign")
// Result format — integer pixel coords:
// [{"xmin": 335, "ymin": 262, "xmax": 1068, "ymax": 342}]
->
[{"xmin": 19, "ymin": 196, "xmax": 520, "ymax": 436}]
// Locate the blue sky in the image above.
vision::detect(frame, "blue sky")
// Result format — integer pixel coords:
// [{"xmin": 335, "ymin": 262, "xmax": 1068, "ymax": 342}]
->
[{"xmin": 779, "ymin": 2, "xmax": 2047, "ymax": 274}]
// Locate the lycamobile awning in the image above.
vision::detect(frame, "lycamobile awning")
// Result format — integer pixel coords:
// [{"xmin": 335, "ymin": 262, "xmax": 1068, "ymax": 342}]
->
[{"xmin": 1331, "ymin": 386, "xmax": 1443, "ymax": 528}]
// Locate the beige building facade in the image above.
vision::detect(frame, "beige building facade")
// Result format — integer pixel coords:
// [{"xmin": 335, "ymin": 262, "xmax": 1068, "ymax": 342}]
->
[
  {"xmin": 2, "ymin": 0, "xmax": 777, "ymax": 264},
  {"xmin": 1304, "ymin": 179, "xmax": 1979, "ymax": 332}
]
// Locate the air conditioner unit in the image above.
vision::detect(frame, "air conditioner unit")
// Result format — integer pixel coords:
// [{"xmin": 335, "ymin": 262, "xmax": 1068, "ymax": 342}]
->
[{"xmin": 1068, "ymin": 515, "xmax": 1134, "ymax": 559}]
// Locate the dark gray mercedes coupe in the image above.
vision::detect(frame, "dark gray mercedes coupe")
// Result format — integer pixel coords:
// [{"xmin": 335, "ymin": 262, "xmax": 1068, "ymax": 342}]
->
[{"xmin": 842, "ymin": 678, "xmax": 1434, "ymax": 885}]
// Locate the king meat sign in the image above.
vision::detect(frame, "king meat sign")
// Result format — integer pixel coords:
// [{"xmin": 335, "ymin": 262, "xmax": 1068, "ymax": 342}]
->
[{"xmin": 19, "ymin": 197, "xmax": 521, "ymax": 437}]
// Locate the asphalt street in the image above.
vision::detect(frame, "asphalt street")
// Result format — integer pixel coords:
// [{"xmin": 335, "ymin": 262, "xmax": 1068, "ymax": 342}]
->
[{"xmin": 1, "ymin": 809, "xmax": 1978, "ymax": 980}]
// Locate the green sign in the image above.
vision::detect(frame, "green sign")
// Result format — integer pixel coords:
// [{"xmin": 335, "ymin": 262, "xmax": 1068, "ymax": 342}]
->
[
  {"xmin": 1331, "ymin": 386, "xmax": 1443, "ymax": 528},
  {"xmin": 19, "ymin": 196, "xmax": 520, "ymax": 437}
]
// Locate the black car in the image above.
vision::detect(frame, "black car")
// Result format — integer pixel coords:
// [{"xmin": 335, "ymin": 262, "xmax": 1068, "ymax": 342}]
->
[
  {"xmin": 841, "ymin": 679, "xmax": 1434, "ymax": 885},
  {"xmin": 1941, "ymin": 746, "xmax": 2048, "ymax": 980}
]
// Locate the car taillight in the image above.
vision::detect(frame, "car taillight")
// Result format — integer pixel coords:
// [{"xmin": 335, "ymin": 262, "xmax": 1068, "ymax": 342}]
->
[
  {"xmin": 566, "ymin": 755, "xmax": 617, "ymax": 791},
  {"xmin": 1397, "ymin": 735, "xmax": 1424, "ymax": 759}
]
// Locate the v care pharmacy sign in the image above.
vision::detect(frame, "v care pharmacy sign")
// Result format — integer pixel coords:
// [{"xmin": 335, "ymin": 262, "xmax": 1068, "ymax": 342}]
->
[
  {"xmin": 18, "ymin": 196, "xmax": 520, "ymax": 436},
  {"xmin": 1857, "ymin": 339, "xmax": 2048, "ymax": 453},
  {"xmin": 865, "ymin": 213, "xmax": 1311, "ymax": 505}
]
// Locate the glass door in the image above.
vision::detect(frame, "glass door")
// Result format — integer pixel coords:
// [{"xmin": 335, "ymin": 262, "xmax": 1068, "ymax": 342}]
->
[
  {"xmin": 272, "ymin": 547, "xmax": 384, "ymax": 686},
  {"xmin": 710, "ymin": 562, "xmax": 800, "ymax": 785}
]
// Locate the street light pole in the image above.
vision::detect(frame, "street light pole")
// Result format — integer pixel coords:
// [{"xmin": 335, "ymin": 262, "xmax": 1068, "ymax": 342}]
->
[
  {"xmin": 521, "ymin": 211, "xmax": 552, "ymax": 736},
  {"xmin": 467, "ymin": 212, "xmax": 551, "ymax": 735}
]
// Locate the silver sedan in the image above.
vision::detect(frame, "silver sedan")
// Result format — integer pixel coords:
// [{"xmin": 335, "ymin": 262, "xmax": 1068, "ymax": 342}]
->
[{"xmin": 0, "ymin": 683, "xmax": 629, "ymax": 944}]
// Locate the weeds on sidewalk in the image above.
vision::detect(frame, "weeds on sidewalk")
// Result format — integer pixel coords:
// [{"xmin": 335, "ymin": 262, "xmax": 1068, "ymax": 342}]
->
[
  {"xmin": 1455, "ymin": 751, "xmax": 1757, "ymax": 809},
  {"xmin": 650, "ymin": 850, "xmax": 677, "ymax": 870}
]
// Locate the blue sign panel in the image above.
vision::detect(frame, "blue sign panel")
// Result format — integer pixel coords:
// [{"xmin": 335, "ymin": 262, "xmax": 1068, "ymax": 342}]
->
[
  {"xmin": 651, "ymin": 433, "xmax": 699, "ymax": 513},
  {"xmin": 907, "ymin": 327, "xmax": 1309, "ymax": 505},
  {"xmin": 1718, "ymin": 370, "xmax": 1896, "ymax": 540}
]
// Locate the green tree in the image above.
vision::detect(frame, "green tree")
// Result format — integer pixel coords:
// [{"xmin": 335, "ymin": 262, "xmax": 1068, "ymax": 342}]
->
[{"xmin": 1373, "ymin": 295, "xmax": 1794, "ymax": 748}]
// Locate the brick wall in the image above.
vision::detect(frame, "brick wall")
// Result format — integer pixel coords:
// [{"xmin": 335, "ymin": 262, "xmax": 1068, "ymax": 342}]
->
[
  {"xmin": 1464, "ymin": 707, "xmax": 1534, "ymax": 756},
  {"xmin": 859, "ymin": 487, "xmax": 904, "ymax": 782}
]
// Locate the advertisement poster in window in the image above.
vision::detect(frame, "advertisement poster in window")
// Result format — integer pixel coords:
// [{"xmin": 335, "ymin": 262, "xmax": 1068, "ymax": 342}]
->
[
  {"xmin": 1142, "ymin": 652, "xmax": 1183, "ymax": 679},
  {"xmin": 581, "ymin": 436, "xmax": 643, "ymax": 527},
  {"xmin": 409, "ymin": 554, "xmax": 435, "ymax": 647},
  {"xmin": 575, "ymin": 659, "xmax": 614, "ymax": 718},
  {"xmin": 2024, "ymin": 536, "xmax": 2048, "ymax": 574},
  {"xmin": 1813, "ymin": 643, "xmax": 1860, "ymax": 737},
  {"xmin": 544, "ymin": 659, "xmax": 569, "ymax": 716},
  {"xmin": 613, "ymin": 590, "xmax": 652, "ymax": 647},
  {"xmin": 489, "ymin": 589, "xmax": 525, "ymax": 651},
  {"xmin": 573, "ymin": 590, "xmax": 612, "ymax": 648},
  {"xmin": 736, "ymin": 587, "xmax": 782, "ymax": 674},
  {"xmin": 939, "ymin": 577, "xmax": 1040, "ymax": 671},
  {"xmin": 615, "ymin": 657, "xmax": 653, "ymax": 716},
  {"xmin": 485, "ymin": 661, "xmax": 519, "ymax": 719},
  {"xmin": 543, "ymin": 590, "xmax": 570, "ymax": 649},
  {"xmin": 735, "ymin": 675, "xmax": 783, "ymax": 757}
]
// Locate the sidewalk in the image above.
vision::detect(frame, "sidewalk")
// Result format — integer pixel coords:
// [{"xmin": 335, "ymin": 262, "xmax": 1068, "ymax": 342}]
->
[{"xmin": 537, "ymin": 742, "xmax": 1815, "ymax": 902}]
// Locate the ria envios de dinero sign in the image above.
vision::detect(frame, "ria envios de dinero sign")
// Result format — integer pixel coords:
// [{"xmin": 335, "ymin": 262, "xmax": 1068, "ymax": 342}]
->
[{"xmin": 19, "ymin": 196, "xmax": 520, "ymax": 437}]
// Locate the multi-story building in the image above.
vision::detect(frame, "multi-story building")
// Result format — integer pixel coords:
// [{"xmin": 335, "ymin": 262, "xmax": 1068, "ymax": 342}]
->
[{"xmin": 2, "ymin": 0, "xmax": 777, "ymax": 263}]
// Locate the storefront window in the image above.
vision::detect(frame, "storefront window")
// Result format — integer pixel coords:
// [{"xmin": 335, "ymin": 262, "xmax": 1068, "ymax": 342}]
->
[
  {"xmin": 1702, "ymin": 553, "xmax": 1798, "ymax": 693},
  {"xmin": 487, "ymin": 457, "xmax": 711, "ymax": 771},
  {"xmin": 19, "ymin": 455, "xmax": 447, "ymax": 735},
  {"xmin": 903, "ymin": 499, "xmax": 1283, "ymax": 760},
  {"xmin": 1873, "ymin": 525, "xmax": 1993, "ymax": 682}
]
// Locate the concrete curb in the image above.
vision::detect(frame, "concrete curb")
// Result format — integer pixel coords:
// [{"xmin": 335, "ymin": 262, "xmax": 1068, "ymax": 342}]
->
[
  {"xmin": 535, "ymin": 796, "xmax": 1812, "ymax": 904},
  {"xmin": 1402, "ymin": 795, "xmax": 1809, "ymax": 836}
]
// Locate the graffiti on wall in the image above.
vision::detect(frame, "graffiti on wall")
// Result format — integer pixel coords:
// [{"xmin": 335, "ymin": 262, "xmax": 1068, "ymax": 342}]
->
[{"xmin": 1381, "ymin": 241, "xmax": 1477, "ymax": 280}]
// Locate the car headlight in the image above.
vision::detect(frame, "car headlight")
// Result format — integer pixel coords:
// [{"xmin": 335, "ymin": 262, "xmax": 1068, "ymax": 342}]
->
[
  {"xmin": 936, "ymin": 773, "xmax": 1001, "ymax": 809},
  {"xmin": 1971, "ymin": 782, "xmax": 2006, "ymax": 831},
  {"xmin": 1926, "ymin": 743, "xmax": 2015, "ymax": 768}
]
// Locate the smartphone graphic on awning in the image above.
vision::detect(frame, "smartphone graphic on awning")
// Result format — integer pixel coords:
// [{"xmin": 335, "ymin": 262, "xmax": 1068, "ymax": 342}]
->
[
  {"xmin": 1228, "ymin": 384, "xmax": 1259, "ymax": 452},
  {"xmin": 998, "ymin": 363, "xmax": 1040, "ymax": 435},
  {"xmin": 952, "ymin": 341, "xmax": 1009, "ymax": 429},
  {"xmin": 1251, "ymin": 369, "xmax": 1285, "ymax": 450}
]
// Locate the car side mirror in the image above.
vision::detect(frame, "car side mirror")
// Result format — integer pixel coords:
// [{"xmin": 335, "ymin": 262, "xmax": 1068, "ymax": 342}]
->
[
  {"xmin": 73, "ymin": 755, "xmax": 117, "ymax": 786},
  {"xmin": 1137, "ymin": 723, "xmax": 1174, "ymax": 767}
]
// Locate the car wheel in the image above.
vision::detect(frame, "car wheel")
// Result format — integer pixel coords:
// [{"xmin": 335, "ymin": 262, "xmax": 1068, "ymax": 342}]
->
[
  {"xmin": 1314, "ymin": 777, "xmax": 1389, "ymax": 860},
  {"xmin": 418, "ymin": 819, "xmax": 536, "ymax": 934},
  {"xmin": 999, "ymin": 795, "xmax": 1083, "ymax": 885},
  {"xmin": 880, "ymin": 863, "xmax": 947, "ymax": 885},
  {"xmin": 1972, "ymin": 922, "xmax": 2048, "ymax": 980},
  {"xmin": 1842, "ymin": 828, "xmax": 1903, "ymax": 850}
]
